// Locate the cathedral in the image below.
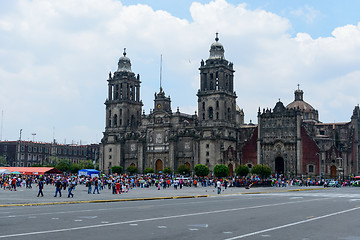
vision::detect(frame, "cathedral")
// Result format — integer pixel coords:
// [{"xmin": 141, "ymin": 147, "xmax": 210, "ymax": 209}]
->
[{"xmin": 100, "ymin": 34, "xmax": 360, "ymax": 179}]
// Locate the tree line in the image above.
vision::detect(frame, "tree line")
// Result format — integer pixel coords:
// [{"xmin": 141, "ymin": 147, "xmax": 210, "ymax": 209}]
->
[{"xmin": 111, "ymin": 163, "xmax": 272, "ymax": 178}]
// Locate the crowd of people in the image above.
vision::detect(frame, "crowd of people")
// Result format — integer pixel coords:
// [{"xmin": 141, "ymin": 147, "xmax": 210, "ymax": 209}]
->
[{"xmin": 0, "ymin": 173, "xmax": 358, "ymax": 198}]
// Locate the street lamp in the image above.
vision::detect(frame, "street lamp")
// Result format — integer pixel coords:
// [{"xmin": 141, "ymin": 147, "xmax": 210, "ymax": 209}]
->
[
  {"xmin": 261, "ymin": 151, "xmax": 263, "ymax": 181},
  {"xmin": 316, "ymin": 152, "xmax": 321, "ymax": 180},
  {"xmin": 18, "ymin": 129, "xmax": 22, "ymax": 167}
]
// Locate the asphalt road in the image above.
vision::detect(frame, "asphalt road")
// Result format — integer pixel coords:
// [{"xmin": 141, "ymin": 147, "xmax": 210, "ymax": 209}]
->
[{"xmin": 1, "ymin": 187, "xmax": 360, "ymax": 239}]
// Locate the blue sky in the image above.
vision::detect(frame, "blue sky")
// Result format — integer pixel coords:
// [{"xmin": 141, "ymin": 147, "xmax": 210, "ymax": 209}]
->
[
  {"xmin": 1, "ymin": 0, "xmax": 360, "ymax": 144},
  {"xmin": 122, "ymin": 0, "xmax": 360, "ymax": 38}
]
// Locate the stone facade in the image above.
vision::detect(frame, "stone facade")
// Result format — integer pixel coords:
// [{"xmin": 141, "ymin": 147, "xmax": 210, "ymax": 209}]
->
[
  {"xmin": 100, "ymin": 35, "xmax": 360, "ymax": 179},
  {"xmin": 100, "ymin": 35, "xmax": 245, "ymax": 175},
  {"xmin": 0, "ymin": 141, "xmax": 99, "ymax": 167}
]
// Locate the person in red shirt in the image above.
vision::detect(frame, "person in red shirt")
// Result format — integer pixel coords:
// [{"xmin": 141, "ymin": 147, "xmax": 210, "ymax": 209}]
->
[
  {"xmin": 116, "ymin": 181, "xmax": 121, "ymax": 194},
  {"xmin": 11, "ymin": 178, "xmax": 17, "ymax": 191}
]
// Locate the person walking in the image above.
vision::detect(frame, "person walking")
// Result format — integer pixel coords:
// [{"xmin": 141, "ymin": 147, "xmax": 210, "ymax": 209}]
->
[
  {"xmin": 54, "ymin": 179, "xmax": 62, "ymax": 197},
  {"xmin": 37, "ymin": 178, "xmax": 44, "ymax": 197},
  {"xmin": 67, "ymin": 182, "xmax": 74, "ymax": 198},
  {"xmin": 11, "ymin": 177, "xmax": 17, "ymax": 191},
  {"xmin": 216, "ymin": 179, "xmax": 221, "ymax": 194},
  {"xmin": 86, "ymin": 179, "xmax": 92, "ymax": 194},
  {"xmin": 93, "ymin": 178, "xmax": 100, "ymax": 194}
]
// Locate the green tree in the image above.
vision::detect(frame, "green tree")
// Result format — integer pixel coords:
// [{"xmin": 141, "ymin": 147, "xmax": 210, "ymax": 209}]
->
[
  {"xmin": 251, "ymin": 164, "xmax": 272, "ymax": 178},
  {"xmin": 0, "ymin": 156, "xmax": 8, "ymax": 167},
  {"xmin": 127, "ymin": 165, "xmax": 138, "ymax": 175},
  {"xmin": 31, "ymin": 164, "xmax": 43, "ymax": 167},
  {"xmin": 177, "ymin": 164, "xmax": 190, "ymax": 176},
  {"xmin": 55, "ymin": 159, "xmax": 71, "ymax": 172},
  {"xmin": 235, "ymin": 165, "xmax": 249, "ymax": 177},
  {"xmin": 194, "ymin": 164, "xmax": 209, "ymax": 177},
  {"xmin": 112, "ymin": 166, "xmax": 124, "ymax": 174},
  {"xmin": 163, "ymin": 167, "xmax": 172, "ymax": 175},
  {"xmin": 144, "ymin": 167, "xmax": 154, "ymax": 174},
  {"xmin": 69, "ymin": 164, "xmax": 81, "ymax": 174},
  {"xmin": 80, "ymin": 160, "xmax": 95, "ymax": 169},
  {"xmin": 213, "ymin": 164, "xmax": 229, "ymax": 178}
]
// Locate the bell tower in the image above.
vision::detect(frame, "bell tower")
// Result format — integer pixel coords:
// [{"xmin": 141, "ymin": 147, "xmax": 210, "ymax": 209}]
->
[
  {"xmin": 197, "ymin": 33, "xmax": 237, "ymax": 126},
  {"xmin": 105, "ymin": 49, "xmax": 143, "ymax": 131}
]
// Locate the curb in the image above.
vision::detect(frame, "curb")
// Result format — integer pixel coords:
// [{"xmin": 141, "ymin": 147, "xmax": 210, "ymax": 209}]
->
[
  {"xmin": 0, "ymin": 195, "xmax": 210, "ymax": 207},
  {"xmin": 0, "ymin": 188, "xmax": 324, "ymax": 207}
]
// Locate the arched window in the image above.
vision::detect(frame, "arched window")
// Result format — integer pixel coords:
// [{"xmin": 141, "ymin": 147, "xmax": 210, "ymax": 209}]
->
[
  {"xmin": 108, "ymin": 110, "xmax": 112, "ymax": 127},
  {"xmin": 115, "ymin": 85, "xmax": 119, "ymax": 99},
  {"xmin": 131, "ymin": 115, "xmax": 135, "ymax": 127},
  {"xmin": 120, "ymin": 84, "xmax": 123, "ymax": 99},
  {"xmin": 113, "ymin": 114, "xmax": 118, "ymax": 127},
  {"xmin": 216, "ymin": 112, "xmax": 219, "ymax": 119},
  {"xmin": 130, "ymin": 85, "xmax": 133, "ymax": 100},
  {"xmin": 208, "ymin": 107, "xmax": 213, "ymax": 120},
  {"xmin": 202, "ymin": 102, "xmax": 205, "ymax": 110},
  {"xmin": 228, "ymin": 108, "xmax": 231, "ymax": 120},
  {"xmin": 216, "ymin": 101, "xmax": 219, "ymax": 109}
]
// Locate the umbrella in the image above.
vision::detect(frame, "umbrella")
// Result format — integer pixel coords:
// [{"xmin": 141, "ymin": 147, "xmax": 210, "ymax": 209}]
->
[{"xmin": 10, "ymin": 171, "xmax": 21, "ymax": 174}]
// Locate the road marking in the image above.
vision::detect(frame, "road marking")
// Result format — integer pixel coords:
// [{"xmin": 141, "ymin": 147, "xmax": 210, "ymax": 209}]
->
[
  {"xmin": 223, "ymin": 206, "xmax": 360, "ymax": 240},
  {"xmin": 0, "ymin": 197, "xmax": 330, "ymax": 239},
  {"xmin": 129, "ymin": 224, "xmax": 138, "ymax": 226},
  {"xmin": 223, "ymin": 232, "xmax": 233, "ymax": 234},
  {"xmin": 158, "ymin": 226, "xmax": 167, "ymax": 228},
  {"xmin": 74, "ymin": 220, "xmax": 82, "ymax": 222},
  {"xmin": 189, "ymin": 228, "xmax": 199, "ymax": 231},
  {"xmin": 51, "ymin": 218, "xmax": 59, "ymax": 220},
  {"xmin": 101, "ymin": 221, "xmax": 109, "ymax": 224},
  {"xmin": 79, "ymin": 216, "xmax": 97, "ymax": 219},
  {"xmin": 188, "ymin": 224, "xmax": 208, "ymax": 228},
  {"xmin": 0, "ymin": 195, "xmax": 271, "ymax": 219}
]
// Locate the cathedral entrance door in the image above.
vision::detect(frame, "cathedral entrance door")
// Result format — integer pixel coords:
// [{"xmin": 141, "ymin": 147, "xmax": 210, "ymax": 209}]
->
[
  {"xmin": 228, "ymin": 163, "xmax": 233, "ymax": 176},
  {"xmin": 155, "ymin": 159, "xmax": 163, "ymax": 173},
  {"xmin": 330, "ymin": 165, "xmax": 337, "ymax": 178},
  {"xmin": 275, "ymin": 157, "xmax": 284, "ymax": 175}
]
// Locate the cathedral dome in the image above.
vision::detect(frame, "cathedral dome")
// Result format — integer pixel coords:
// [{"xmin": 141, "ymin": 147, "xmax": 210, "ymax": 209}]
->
[
  {"xmin": 116, "ymin": 48, "xmax": 132, "ymax": 72},
  {"xmin": 286, "ymin": 87, "xmax": 319, "ymax": 122},
  {"xmin": 286, "ymin": 89, "xmax": 315, "ymax": 111},
  {"xmin": 209, "ymin": 33, "xmax": 225, "ymax": 59}
]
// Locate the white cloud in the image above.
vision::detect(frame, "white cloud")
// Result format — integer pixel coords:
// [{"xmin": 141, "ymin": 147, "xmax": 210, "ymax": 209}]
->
[
  {"xmin": 291, "ymin": 5, "xmax": 320, "ymax": 24},
  {"xmin": 0, "ymin": 0, "xmax": 360, "ymax": 143}
]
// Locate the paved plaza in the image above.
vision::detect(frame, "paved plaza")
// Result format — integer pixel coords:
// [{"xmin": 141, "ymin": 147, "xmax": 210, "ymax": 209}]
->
[
  {"xmin": 1, "ymin": 186, "xmax": 360, "ymax": 239},
  {"xmin": 0, "ymin": 184, "xmax": 322, "ymax": 206}
]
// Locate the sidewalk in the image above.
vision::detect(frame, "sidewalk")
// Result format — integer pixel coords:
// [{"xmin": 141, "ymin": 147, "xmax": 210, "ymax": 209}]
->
[{"xmin": 0, "ymin": 184, "xmax": 324, "ymax": 207}]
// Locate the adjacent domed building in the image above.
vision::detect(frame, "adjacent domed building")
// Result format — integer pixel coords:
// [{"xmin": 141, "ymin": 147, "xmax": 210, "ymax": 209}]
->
[{"xmin": 286, "ymin": 86, "xmax": 319, "ymax": 122}]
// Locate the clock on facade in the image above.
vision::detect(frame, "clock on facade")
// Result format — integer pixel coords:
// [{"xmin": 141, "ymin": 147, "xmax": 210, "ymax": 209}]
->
[{"xmin": 157, "ymin": 104, "xmax": 162, "ymax": 109}]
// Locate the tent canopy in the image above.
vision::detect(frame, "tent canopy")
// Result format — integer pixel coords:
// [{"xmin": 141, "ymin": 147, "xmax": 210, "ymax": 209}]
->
[
  {"xmin": 0, "ymin": 169, "xmax": 11, "ymax": 174},
  {"xmin": 0, "ymin": 167, "xmax": 62, "ymax": 175},
  {"xmin": 78, "ymin": 169, "xmax": 99, "ymax": 178}
]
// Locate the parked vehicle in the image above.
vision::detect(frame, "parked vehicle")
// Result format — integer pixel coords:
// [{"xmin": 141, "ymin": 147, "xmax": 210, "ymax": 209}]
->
[{"xmin": 328, "ymin": 180, "xmax": 340, "ymax": 187}]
